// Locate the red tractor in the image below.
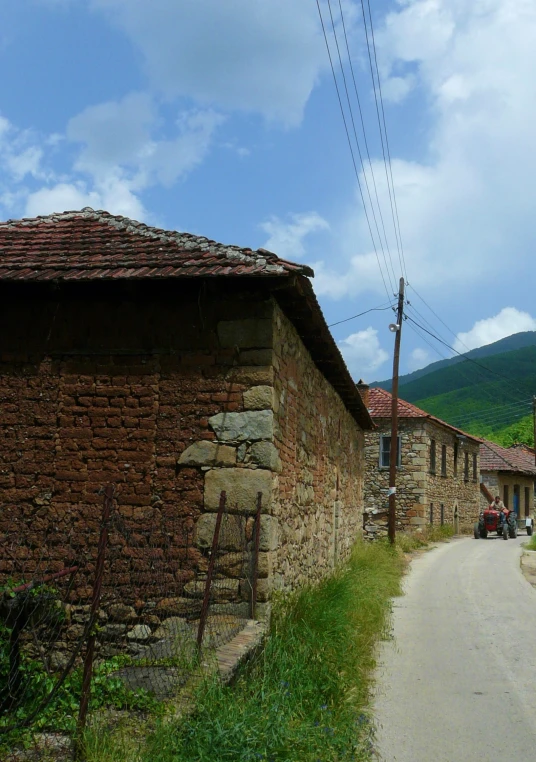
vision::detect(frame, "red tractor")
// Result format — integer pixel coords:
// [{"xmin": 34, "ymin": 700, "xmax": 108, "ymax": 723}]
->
[{"xmin": 474, "ymin": 507, "xmax": 518, "ymax": 540}]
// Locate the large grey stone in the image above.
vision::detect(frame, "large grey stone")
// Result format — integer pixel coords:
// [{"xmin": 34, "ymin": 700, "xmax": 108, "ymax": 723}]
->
[
  {"xmin": 249, "ymin": 441, "xmax": 281, "ymax": 472},
  {"xmin": 107, "ymin": 603, "xmax": 137, "ymax": 622},
  {"xmin": 217, "ymin": 319, "xmax": 273, "ymax": 349},
  {"xmin": 243, "ymin": 386, "xmax": 274, "ymax": 411},
  {"xmin": 209, "ymin": 410, "xmax": 273, "ymax": 443},
  {"xmin": 127, "ymin": 624, "xmax": 152, "ymax": 642},
  {"xmin": 178, "ymin": 440, "xmax": 236, "ymax": 467},
  {"xmin": 195, "ymin": 512, "xmax": 246, "ymax": 550},
  {"xmin": 153, "ymin": 617, "xmax": 191, "ymax": 641},
  {"xmin": 258, "ymin": 515, "xmax": 280, "ymax": 551},
  {"xmin": 204, "ymin": 468, "xmax": 274, "ymax": 513}
]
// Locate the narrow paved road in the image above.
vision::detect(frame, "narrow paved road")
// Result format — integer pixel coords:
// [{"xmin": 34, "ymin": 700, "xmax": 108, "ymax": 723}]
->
[{"xmin": 373, "ymin": 536, "xmax": 536, "ymax": 762}]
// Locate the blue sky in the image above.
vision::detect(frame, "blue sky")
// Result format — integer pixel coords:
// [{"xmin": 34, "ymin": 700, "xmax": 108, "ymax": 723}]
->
[{"xmin": 2, "ymin": 0, "xmax": 536, "ymax": 382}]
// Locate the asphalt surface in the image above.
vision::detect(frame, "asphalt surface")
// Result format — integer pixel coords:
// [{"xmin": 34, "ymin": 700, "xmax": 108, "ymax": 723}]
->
[{"xmin": 373, "ymin": 535, "xmax": 536, "ymax": 762}]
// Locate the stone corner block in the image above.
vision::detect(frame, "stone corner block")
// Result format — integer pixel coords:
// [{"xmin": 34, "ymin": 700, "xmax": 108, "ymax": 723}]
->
[
  {"xmin": 194, "ymin": 512, "xmax": 247, "ymax": 551},
  {"xmin": 209, "ymin": 410, "xmax": 274, "ymax": 443},
  {"xmin": 178, "ymin": 440, "xmax": 236, "ymax": 467},
  {"xmin": 204, "ymin": 468, "xmax": 274, "ymax": 514},
  {"xmin": 249, "ymin": 441, "xmax": 282, "ymax": 472},
  {"xmin": 243, "ymin": 386, "xmax": 274, "ymax": 411}
]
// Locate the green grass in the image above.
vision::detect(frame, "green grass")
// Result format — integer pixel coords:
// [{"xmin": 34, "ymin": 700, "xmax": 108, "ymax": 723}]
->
[
  {"xmin": 525, "ymin": 534, "xmax": 536, "ymax": 551},
  {"xmin": 83, "ymin": 540, "xmax": 406, "ymax": 762}
]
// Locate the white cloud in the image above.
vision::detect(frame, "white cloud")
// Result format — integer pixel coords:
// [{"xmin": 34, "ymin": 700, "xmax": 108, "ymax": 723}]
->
[
  {"xmin": 408, "ymin": 347, "xmax": 430, "ymax": 371},
  {"xmin": 261, "ymin": 212, "xmax": 329, "ymax": 260},
  {"xmin": 454, "ymin": 308, "xmax": 536, "ymax": 352},
  {"xmin": 90, "ymin": 0, "xmax": 328, "ymax": 127},
  {"xmin": 67, "ymin": 95, "xmax": 224, "ymax": 190},
  {"xmin": 309, "ymin": 1, "xmax": 536, "ymax": 300},
  {"xmin": 24, "ymin": 176, "xmax": 147, "ymax": 219},
  {"xmin": 0, "ymin": 114, "xmax": 47, "ymax": 183},
  {"xmin": 338, "ymin": 326, "xmax": 389, "ymax": 380}
]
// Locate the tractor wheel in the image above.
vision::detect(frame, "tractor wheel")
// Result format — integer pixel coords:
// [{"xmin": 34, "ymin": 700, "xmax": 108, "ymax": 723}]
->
[
  {"xmin": 473, "ymin": 524, "xmax": 479, "ymax": 539},
  {"xmin": 503, "ymin": 524, "xmax": 508, "ymax": 540},
  {"xmin": 527, "ymin": 525, "xmax": 533, "ymax": 536},
  {"xmin": 509, "ymin": 523, "xmax": 517, "ymax": 539},
  {"xmin": 480, "ymin": 529, "xmax": 488, "ymax": 539}
]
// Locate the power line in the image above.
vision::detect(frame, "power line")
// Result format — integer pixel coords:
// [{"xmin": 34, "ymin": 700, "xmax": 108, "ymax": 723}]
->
[
  {"xmin": 328, "ymin": 301, "xmax": 395, "ymax": 328},
  {"xmin": 360, "ymin": 0, "xmax": 407, "ymax": 282},
  {"xmin": 315, "ymin": 0, "xmax": 392, "ymax": 302},
  {"xmin": 404, "ymin": 314, "xmax": 531, "ymax": 391},
  {"xmin": 334, "ymin": 0, "xmax": 398, "ymax": 287},
  {"xmin": 324, "ymin": 0, "xmax": 396, "ymax": 292}
]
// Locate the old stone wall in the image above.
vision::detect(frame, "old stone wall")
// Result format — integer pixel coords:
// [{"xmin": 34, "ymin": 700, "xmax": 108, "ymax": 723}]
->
[
  {"xmin": 1, "ymin": 280, "xmax": 365, "ymax": 620},
  {"xmin": 271, "ymin": 303, "xmax": 364, "ymax": 590},
  {"xmin": 363, "ymin": 418, "xmax": 480, "ymax": 535}
]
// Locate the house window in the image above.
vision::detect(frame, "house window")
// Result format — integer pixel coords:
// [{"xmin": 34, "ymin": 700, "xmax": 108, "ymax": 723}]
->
[
  {"xmin": 429, "ymin": 503, "xmax": 434, "ymax": 525},
  {"xmin": 454, "ymin": 443, "xmax": 458, "ymax": 477},
  {"xmin": 503, "ymin": 485, "xmax": 509, "ymax": 508},
  {"xmin": 472, "ymin": 453, "xmax": 477, "ymax": 481},
  {"xmin": 440, "ymin": 503, "xmax": 444, "ymax": 525},
  {"xmin": 430, "ymin": 439, "xmax": 436, "ymax": 474},
  {"xmin": 441, "ymin": 445, "xmax": 447, "ymax": 477},
  {"xmin": 525, "ymin": 487, "xmax": 531, "ymax": 517},
  {"xmin": 379, "ymin": 435, "xmax": 401, "ymax": 468},
  {"xmin": 464, "ymin": 452, "xmax": 469, "ymax": 481}
]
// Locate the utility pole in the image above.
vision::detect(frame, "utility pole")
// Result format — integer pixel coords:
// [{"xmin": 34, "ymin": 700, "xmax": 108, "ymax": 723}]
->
[{"xmin": 388, "ymin": 277, "xmax": 405, "ymax": 544}]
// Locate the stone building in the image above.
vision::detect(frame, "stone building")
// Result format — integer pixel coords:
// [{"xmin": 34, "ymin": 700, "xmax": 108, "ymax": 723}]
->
[
  {"xmin": 0, "ymin": 208, "xmax": 372, "ymax": 608},
  {"xmin": 479, "ymin": 440, "xmax": 536, "ymax": 517},
  {"xmin": 359, "ymin": 385, "xmax": 481, "ymax": 535}
]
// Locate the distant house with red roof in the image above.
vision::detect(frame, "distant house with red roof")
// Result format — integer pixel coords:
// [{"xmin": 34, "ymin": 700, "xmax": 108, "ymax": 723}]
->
[
  {"xmin": 0, "ymin": 208, "xmax": 373, "ymax": 608},
  {"xmin": 357, "ymin": 383, "xmax": 481, "ymax": 535},
  {"xmin": 480, "ymin": 440, "xmax": 536, "ymax": 518}
]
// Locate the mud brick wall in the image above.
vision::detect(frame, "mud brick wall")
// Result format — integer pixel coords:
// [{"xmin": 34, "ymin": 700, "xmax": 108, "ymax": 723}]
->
[
  {"xmin": 363, "ymin": 419, "xmax": 480, "ymax": 536},
  {"xmin": 0, "ymin": 281, "xmax": 268, "ymax": 607}
]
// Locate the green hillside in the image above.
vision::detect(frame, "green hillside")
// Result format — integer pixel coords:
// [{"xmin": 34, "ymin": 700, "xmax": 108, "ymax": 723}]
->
[
  {"xmin": 373, "ymin": 330, "xmax": 536, "ymax": 390},
  {"xmin": 401, "ymin": 346, "xmax": 536, "ymax": 441}
]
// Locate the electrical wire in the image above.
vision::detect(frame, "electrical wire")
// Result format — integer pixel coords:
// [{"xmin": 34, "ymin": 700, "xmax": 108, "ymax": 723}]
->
[
  {"xmin": 328, "ymin": 300, "xmax": 395, "ymax": 328},
  {"xmin": 315, "ymin": 0, "xmax": 392, "ymax": 302},
  {"xmin": 360, "ymin": 0, "xmax": 407, "ymax": 282},
  {"xmin": 334, "ymin": 0, "xmax": 398, "ymax": 288}
]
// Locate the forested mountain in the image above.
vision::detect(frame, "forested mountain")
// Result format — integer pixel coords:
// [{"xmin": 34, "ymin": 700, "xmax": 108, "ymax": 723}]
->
[{"xmin": 372, "ymin": 333, "xmax": 536, "ymax": 443}]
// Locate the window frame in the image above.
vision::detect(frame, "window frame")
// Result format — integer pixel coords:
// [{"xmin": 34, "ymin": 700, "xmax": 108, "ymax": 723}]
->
[
  {"xmin": 430, "ymin": 439, "xmax": 437, "ymax": 475},
  {"xmin": 379, "ymin": 434, "xmax": 401, "ymax": 469},
  {"xmin": 472, "ymin": 452, "xmax": 477, "ymax": 482},
  {"xmin": 464, "ymin": 452, "xmax": 469, "ymax": 482},
  {"xmin": 441, "ymin": 444, "xmax": 447, "ymax": 477}
]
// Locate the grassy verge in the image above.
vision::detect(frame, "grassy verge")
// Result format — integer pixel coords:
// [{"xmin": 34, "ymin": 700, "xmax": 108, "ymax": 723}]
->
[
  {"xmin": 524, "ymin": 533, "xmax": 536, "ymax": 551},
  {"xmin": 395, "ymin": 524, "xmax": 454, "ymax": 553},
  {"xmin": 84, "ymin": 540, "xmax": 406, "ymax": 762}
]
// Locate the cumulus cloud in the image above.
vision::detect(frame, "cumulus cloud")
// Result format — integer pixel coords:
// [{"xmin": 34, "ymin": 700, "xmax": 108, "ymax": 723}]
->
[
  {"xmin": 90, "ymin": 0, "xmax": 328, "ymax": 127},
  {"xmin": 408, "ymin": 347, "xmax": 430, "ymax": 371},
  {"xmin": 308, "ymin": 0, "xmax": 536, "ymax": 299},
  {"xmin": 454, "ymin": 308, "xmax": 536, "ymax": 352},
  {"xmin": 25, "ymin": 176, "xmax": 147, "ymax": 219},
  {"xmin": 261, "ymin": 212, "xmax": 329, "ymax": 260},
  {"xmin": 338, "ymin": 326, "xmax": 389, "ymax": 380}
]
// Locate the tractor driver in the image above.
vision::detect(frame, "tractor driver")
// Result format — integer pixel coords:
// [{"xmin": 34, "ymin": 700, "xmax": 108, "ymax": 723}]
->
[{"xmin": 490, "ymin": 495, "xmax": 507, "ymax": 524}]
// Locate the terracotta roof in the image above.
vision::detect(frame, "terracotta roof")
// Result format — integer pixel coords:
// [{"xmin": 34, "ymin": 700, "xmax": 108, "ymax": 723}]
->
[
  {"xmin": 480, "ymin": 440, "xmax": 536, "ymax": 476},
  {"xmin": 0, "ymin": 208, "xmax": 314, "ymax": 282},
  {"xmin": 0, "ymin": 208, "xmax": 373, "ymax": 430},
  {"xmin": 367, "ymin": 387, "xmax": 481, "ymax": 442}
]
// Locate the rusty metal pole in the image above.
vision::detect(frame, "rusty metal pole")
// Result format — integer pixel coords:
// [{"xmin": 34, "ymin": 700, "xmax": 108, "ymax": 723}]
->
[
  {"xmin": 388, "ymin": 278, "xmax": 405, "ymax": 545},
  {"xmin": 197, "ymin": 490, "xmax": 226, "ymax": 651},
  {"xmin": 75, "ymin": 485, "xmax": 115, "ymax": 751},
  {"xmin": 250, "ymin": 492, "xmax": 263, "ymax": 619}
]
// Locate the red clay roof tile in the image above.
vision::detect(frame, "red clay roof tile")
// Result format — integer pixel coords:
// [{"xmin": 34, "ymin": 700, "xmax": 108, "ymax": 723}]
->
[
  {"xmin": 0, "ymin": 208, "xmax": 314, "ymax": 282},
  {"xmin": 368, "ymin": 387, "xmax": 481, "ymax": 442},
  {"xmin": 480, "ymin": 440, "xmax": 536, "ymax": 475}
]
